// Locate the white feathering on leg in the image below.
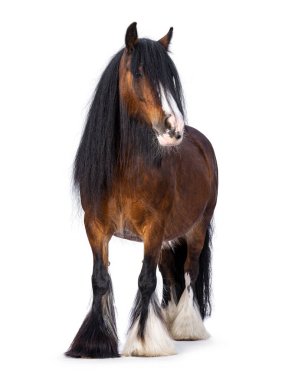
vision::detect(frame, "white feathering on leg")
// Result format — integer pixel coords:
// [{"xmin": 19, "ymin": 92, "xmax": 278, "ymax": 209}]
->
[
  {"xmin": 122, "ymin": 298, "xmax": 176, "ymax": 357},
  {"xmin": 170, "ymin": 273, "xmax": 210, "ymax": 340},
  {"xmin": 162, "ymin": 288, "xmax": 178, "ymax": 329}
]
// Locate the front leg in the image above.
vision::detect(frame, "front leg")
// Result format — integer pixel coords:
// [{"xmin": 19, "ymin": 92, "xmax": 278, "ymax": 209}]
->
[
  {"xmin": 66, "ymin": 214, "xmax": 119, "ymax": 358},
  {"xmin": 122, "ymin": 226, "xmax": 176, "ymax": 357}
]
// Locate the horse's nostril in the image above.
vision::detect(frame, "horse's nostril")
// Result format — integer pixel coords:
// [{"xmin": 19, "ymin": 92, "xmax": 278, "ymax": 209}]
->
[
  {"xmin": 176, "ymin": 133, "xmax": 182, "ymax": 140},
  {"xmin": 164, "ymin": 115, "xmax": 172, "ymax": 129}
]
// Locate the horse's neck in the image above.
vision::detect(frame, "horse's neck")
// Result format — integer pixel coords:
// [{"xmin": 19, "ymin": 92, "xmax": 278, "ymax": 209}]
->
[{"xmin": 118, "ymin": 118, "xmax": 162, "ymax": 170}]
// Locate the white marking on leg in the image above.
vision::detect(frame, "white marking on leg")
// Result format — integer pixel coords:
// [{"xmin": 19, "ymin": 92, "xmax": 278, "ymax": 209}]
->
[
  {"xmin": 122, "ymin": 296, "xmax": 176, "ymax": 357},
  {"xmin": 171, "ymin": 274, "xmax": 210, "ymax": 340}
]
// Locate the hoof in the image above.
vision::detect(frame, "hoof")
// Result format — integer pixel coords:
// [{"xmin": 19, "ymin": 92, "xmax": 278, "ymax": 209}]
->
[{"xmin": 65, "ymin": 348, "xmax": 120, "ymax": 359}]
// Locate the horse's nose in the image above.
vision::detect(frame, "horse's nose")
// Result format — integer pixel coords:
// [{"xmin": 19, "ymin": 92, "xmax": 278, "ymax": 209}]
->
[
  {"xmin": 165, "ymin": 116, "xmax": 182, "ymax": 140},
  {"xmin": 175, "ymin": 132, "xmax": 182, "ymax": 140}
]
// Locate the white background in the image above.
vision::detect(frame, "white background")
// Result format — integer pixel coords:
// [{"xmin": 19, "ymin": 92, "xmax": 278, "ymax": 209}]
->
[{"xmin": 1, "ymin": 0, "xmax": 285, "ymax": 379}]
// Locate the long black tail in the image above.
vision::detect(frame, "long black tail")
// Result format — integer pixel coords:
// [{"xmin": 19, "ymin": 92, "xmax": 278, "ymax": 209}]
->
[{"xmin": 194, "ymin": 224, "xmax": 213, "ymax": 320}]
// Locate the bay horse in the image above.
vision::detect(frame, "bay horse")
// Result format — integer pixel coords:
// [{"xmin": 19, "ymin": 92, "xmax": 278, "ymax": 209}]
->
[{"xmin": 66, "ymin": 22, "xmax": 218, "ymax": 358}]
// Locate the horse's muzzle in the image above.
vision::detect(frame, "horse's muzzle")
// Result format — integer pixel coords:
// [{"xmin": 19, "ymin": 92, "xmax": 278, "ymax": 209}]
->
[{"xmin": 155, "ymin": 114, "xmax": 184, "ymax": 146}]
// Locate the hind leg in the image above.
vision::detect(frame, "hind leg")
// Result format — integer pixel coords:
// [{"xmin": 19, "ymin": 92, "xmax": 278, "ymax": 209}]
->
[
  {"xmin": 66, "ymin": 213, "xmax": 119, "ymax": 358},
  {"xmin": 159, "ymin": 240, "xmax": 187, "ymax": 329},
  {"xmin": 169, "ymin": 224, "xmax": 210, "ymax": 340},
  {"xmin": 160, "ymin": 223, "xmax": 209, "ymax": 340}
]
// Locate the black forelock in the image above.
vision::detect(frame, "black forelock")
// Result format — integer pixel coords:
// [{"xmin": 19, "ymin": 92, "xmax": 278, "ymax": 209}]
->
[{"xmin": 130, "ymin": 38, "xmax": 184, "ymax": 116}]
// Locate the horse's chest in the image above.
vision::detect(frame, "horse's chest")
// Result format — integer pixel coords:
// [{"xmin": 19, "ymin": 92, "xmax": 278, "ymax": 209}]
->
[
  {"xmin": 109, "ymin": 178, "xmax": 171, "ymax": 241},
  {"xmin": 111, "ymin": 201, "xmax": 143, "ymax": 242}
]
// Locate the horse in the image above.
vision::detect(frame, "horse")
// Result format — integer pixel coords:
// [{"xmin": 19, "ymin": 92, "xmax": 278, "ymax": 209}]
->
[{"xmin": 66, "ymin": 22, "xmax": 218, "ymax": 358}]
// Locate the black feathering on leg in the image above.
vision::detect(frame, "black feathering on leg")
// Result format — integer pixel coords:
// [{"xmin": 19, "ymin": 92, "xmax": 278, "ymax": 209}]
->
[
  {"xmin": 129, "ymin": 291, "xmax": 163, "ymax": 340},
  {"xmin": 128, "ymin": 256, "xmax": 164, "ymax": 340},
  {"xmin": 159, "ymin": 239, "xmax": 187, "ymax": 307},
  {"xmin": 66, "ymin": 257, "xmax": 119, "ymax": 359},
  {"xmin": 194, "ymin": 224, "xmax": 213, "ymax": 320}
]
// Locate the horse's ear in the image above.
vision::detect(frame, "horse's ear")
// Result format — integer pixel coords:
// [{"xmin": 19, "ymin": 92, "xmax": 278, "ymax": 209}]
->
[
  {"xmin": 125, "ymin": 22, "xmax": 138, "ymax": 53},
  {"xmin": 158, "ymin": 27, "xmax": 173, "ymax": 50}
]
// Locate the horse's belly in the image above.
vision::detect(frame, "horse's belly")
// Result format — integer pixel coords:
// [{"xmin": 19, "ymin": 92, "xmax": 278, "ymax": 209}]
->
[{"xmin": 114, "ymin": 229, "xmax": 142, "ymax": 242}]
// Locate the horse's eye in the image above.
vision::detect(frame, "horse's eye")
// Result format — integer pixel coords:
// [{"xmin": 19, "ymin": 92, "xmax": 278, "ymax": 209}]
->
[{"xmin": 135, "ymin": 71, "xmax": 143, "ymax": 79}]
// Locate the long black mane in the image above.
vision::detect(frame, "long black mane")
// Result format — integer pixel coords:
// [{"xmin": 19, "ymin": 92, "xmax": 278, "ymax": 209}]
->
[{"xmin": 73, "ymin": 39, "xmax": 184, "ymax": 209}]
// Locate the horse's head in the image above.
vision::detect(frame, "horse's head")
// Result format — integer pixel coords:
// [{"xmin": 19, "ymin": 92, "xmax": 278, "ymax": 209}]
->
[{"xmin": 119, "ymin": 22, "xmax": 185, "ymax": 147}]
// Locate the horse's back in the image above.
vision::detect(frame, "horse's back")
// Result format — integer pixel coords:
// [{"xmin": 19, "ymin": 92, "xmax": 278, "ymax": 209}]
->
[{"xmin": 184, "ymin": 125, "xmax": 217, "ymax": 172}]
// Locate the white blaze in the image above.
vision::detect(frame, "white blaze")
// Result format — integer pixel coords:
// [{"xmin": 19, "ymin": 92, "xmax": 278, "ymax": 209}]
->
[{"xmin": 157, "ymin": 84, "xmax": 185, "ymax": 146}]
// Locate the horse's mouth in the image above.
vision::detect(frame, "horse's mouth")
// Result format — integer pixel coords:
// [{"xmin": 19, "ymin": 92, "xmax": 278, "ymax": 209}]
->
[
  {"xmin": 157, "ymin": 132, "xmax": 183, "ymax": 146},
  {"xmin": 153, "ymin": 125, "xmax": 184, "ymax": 147}
]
